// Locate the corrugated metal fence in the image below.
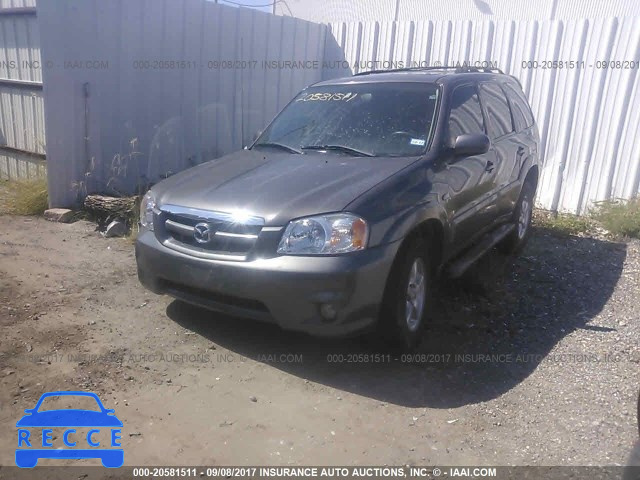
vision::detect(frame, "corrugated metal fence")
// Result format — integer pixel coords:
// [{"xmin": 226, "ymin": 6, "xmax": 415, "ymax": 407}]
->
[
  {"xmin": 0, "ymin": 2, "xmax": 46, "ymax": 180},
  {"xmin": 5, "ymin": 0, "xmax": 639, "ymax": 213},
  {"xmin": 37, "ymin": 0, "xmax": 328, "ymax": 207},
  {"xmin": 326, "ymin": 18, "xmax": 640, "ymax": 214},
  {"xmin": 276, "ymin": 0, "xmax": 640, "ymax": 23}
]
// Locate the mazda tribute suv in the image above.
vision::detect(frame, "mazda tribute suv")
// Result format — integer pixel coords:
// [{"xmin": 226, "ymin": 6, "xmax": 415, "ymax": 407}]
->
[{"xmin": 135, "ymin": 67, "xmax": 541, "ymax": 350}]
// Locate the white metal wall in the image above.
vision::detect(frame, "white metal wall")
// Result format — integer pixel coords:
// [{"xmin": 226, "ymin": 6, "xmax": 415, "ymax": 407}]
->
[
  {"xmin": 0, "ymin": 0, "xmax": 36, "ymax": 8},
  {"xmin": 0, "ymin": 5, "xmax": 46, "ymax": 179},
  {"xmin": 277, "ymin": 0, "xmax": 640, "ymax": 22},
  {"xmin": 325, "ymin": 19, "xmax": 640, "ymax": 213},
  {"xmin": 32, "ymin": 0, "xmax": 640, "ymax": 213},
  {"xmin": 37, "ymin": 0, "xmax": 329, "ymax": 207}
]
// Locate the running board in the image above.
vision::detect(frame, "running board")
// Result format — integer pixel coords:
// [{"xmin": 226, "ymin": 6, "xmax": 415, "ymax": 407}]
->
[{"xmin": 446, "ymin": 224, "xmax": 515, "ymax": 278}]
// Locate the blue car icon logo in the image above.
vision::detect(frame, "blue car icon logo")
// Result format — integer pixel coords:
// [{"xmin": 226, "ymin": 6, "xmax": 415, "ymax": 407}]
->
[{"xmin": 16, "ymin": 391, "xmax": 123, "ymax": 468}]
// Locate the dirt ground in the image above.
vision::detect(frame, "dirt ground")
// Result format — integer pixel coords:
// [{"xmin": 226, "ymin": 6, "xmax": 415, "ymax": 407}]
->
[{"xmin": 0, "ymin": 214, "xmax": 639, "ymax": 469}]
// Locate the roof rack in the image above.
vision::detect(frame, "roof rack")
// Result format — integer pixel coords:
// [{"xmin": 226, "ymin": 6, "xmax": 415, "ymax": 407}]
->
[{"xmin": 353, "ymin": 65, "xmax": 505, "ymax": 76}]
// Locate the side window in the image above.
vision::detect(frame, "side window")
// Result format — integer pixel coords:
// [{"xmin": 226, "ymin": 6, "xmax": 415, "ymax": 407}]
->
[
  {"xmin": 479, "ymin": 82, "xmax": 514, "ymax": 139},
  {"xmin": 504, "ymin": 83, "xmax": 534, "ymax": 131},
  {"xmin": 447, "ymin": 84, "xmax": 485, "ymax": 146},
  {"xmin": 504, "ymin": 85, "xmax": 527, "ymax": 132}
]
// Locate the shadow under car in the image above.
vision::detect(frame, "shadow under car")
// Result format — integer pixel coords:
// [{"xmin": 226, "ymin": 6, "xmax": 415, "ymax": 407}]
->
[{"xmin": 166, "ymin": 228, "xmax": 627, "ymax": 408}]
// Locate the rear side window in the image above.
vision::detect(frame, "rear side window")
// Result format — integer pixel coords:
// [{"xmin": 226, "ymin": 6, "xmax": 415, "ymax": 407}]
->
[
  {"xmin": 504, "ymin": 83, "xmax": 535, "ymax": 129},
  {"xmin": 447, "ymin": 84, "xmax": 485, "ymax": 145},
  {"xmin": 479, "ymin": 83, "xmax": 514, "ymax": 139}
]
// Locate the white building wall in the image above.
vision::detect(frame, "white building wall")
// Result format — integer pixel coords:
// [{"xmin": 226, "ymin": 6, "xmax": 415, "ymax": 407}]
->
[
  {"xmin": 277, "ymin": 0, "xmax": 640, "ymax": 22},
  {"xmin": 323, "ymin": 18, "xmax": 640, "ymax": 213}
]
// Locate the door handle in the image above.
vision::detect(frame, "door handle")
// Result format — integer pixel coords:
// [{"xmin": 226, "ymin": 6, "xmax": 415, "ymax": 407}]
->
[
  {"xmin": 485, "ymin": 160, "xmax": 495, "ymax": 173},
  {"xmin": 517, "ymin": 146, "xmax": 526, "ymax": 157}
]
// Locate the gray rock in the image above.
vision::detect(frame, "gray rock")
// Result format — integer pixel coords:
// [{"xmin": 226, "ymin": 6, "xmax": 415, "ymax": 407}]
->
[
  {"xmin": 44, "ymin": 208, "xmax": 74, "ymax": 223},
  {"xmin": 104, "ymin": 220, "xmax": 128, "ymax": 238}
]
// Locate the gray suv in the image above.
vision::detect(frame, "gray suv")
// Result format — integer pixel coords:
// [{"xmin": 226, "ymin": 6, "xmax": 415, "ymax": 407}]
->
[{"xmin": 135, "ymin": 67, "xmax": 541, "ymax": 350}]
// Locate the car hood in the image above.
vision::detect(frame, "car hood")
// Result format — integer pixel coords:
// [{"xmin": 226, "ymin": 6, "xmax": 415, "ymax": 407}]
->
[
  {"xmin": 16, "ymin": 410, "xmax": 123, "ymax": 427},
  {"xmin": 153, "ymin": 149, "xmax": 420, "ymax": 225}
]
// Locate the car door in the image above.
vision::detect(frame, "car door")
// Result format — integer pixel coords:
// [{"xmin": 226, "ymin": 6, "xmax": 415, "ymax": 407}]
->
[
  {"xmin": 438, "ymin": 83, "xmax": 499, "ymax": 251},
  {"xmin": 502, "ymin": 82, "xmax": 539, "ymax": 213},
  {"xmin": 477, "ymin": 82, "xmax": 520, "ymax": 223}
]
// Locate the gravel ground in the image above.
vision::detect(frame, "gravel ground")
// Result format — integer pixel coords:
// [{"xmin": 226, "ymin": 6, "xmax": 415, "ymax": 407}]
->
[{"xmin": 0, "ymin": 214, "xmax": 638, "ymax": 470}]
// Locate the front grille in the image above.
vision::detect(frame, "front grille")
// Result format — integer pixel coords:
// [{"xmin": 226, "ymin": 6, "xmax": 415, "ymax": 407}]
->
[
  {"xmin": 161, "ymin": 279, "xmax": 270, "ymax": 315},
  {"xmin": 158, "ymin": 205, "xmax": 264, "ymax": 261}
]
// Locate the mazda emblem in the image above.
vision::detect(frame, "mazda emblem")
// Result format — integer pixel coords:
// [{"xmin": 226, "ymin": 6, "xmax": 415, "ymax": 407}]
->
[{"xmin": 193, "ymin": 222, "xmax": 213, "ymax": 244}]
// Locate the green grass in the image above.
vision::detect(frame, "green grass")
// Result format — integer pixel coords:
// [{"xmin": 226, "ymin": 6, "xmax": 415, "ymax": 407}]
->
[
  {"xmin": 533, "ymin": 197, "xmax": 640, "ymax": 239},
  {"xmin": 0, "ymin": 177, "xmax": 48, "ymax": 216},
  {"xmin": 127, "ymin": 203, "xmax": 141, "ymax": 243},
  {"xmin": 590, "ymin": 197, "xmax": 640, "ymax": 239},
  {"xmin": 533, "ymin": 210, "xmax": 593, "ymax": 236}
]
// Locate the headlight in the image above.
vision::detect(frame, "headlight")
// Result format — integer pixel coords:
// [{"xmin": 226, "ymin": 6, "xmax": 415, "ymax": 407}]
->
[
  {"xmin": 277, "ymin": 213, "xmax": 368, "ymax": 255},
  {"xmin": 139, "ymin": 191, "xmax": 156, "ymax": 231}
]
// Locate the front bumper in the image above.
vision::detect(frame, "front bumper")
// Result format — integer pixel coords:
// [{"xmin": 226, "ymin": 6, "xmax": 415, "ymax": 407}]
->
[{"xmin": 135, "ymin": 230, "xmax": 401, "ymax": 336}]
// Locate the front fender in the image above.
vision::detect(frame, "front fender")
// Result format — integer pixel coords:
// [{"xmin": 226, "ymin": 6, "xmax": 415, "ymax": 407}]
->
[
  {"xmin": 375, "ymin": 199, "xmax": 451, "ymax": 247},
  {"xmin": 345, "ymin": 160, "xmax": 452, "ymax": 248}
]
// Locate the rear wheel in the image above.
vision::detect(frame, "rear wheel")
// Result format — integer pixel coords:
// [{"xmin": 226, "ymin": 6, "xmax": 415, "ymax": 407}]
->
[
  {"xmin": 378, "ymin": 237, "xmax": 433, "ymax": 351},
  {"xmin": 498, "ymin": 180, "xmax": 535, "ymax": 254}
]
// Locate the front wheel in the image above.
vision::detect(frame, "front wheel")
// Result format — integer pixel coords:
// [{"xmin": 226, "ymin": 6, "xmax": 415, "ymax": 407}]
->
[
  {"xmin": 498, "ymin": 181, "xmax": 535, "ymax": 254},
  {"xmin": 378, "ymin": 237, "xmax": 433, "ymax": 351}
]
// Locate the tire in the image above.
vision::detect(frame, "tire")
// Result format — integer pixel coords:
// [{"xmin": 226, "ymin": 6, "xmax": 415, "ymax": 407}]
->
[
  {"xmin": 378, "ymin": 236, "xmax": 433, "ymax": 351},
  {"xmin": 498, "ymin": 180, "xmax": 535, "ymax": 255}
]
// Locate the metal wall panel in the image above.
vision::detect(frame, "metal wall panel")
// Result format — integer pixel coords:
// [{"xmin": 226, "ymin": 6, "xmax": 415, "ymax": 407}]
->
[
  {"xmin": 0, "ymin": 5, "xmax": 44, "ymax": 180},
  {"xmin": 277, "ymin": 0, "xmax": 640, "ymax": 22},
  {"xmin": 32, "ymin": 0, "xmax": 640, "ymax": 212},
  {"xmin": 0, "ymin": 86, "xmax": 44, "ymax": 153},
  {"xmin": 0, "ymin": 12, "xmax": 41, "ymax": 82},
  {"xmin": 326, "ymin": 18, "xmax": 640, "ymax": 213},
  {"xmin": 0, "ymin": 0, "xmax": 36, "ymax": 8},
  {"xmin": 278, "ymin": 0, "xmax": 396, "ymax": 23},
  {"xmin": 37, "ymin": 0, "xmax": 329, "ymax": 207},
  {"xmin": 0, "ymin": 150, "xmax": 45, "ymax": 179}
]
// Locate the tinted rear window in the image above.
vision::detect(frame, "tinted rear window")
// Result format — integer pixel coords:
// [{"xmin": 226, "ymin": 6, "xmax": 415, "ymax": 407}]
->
[
  {"xmin": 504, "ymin": 83, "xmax": 535, "ymax": 130},
  {"xmin": 479, "ymin": 83, "xmax": 514, "ymax": 139}
]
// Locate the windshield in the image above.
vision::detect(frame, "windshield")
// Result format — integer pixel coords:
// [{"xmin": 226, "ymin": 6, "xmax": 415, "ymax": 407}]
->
[{"xmin": 253, "ymin": 82, "xmax": 440, "ymax": 157}]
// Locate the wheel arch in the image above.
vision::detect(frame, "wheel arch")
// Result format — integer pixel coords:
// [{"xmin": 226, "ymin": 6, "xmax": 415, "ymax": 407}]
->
[
  {"xmin": 525, "ymin": 164, "xmax": 539, "ymax": 191},
  {"xmin": 386, "ymin": 217, "xmax": 445, "ymax": 282},
  {"xmin": 377, "ymin": 217, "xmax": 443, "ymax": 350}
]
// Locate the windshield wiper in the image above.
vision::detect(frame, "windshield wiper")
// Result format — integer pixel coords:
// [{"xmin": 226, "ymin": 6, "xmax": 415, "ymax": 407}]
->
[
  {"xmin": 300, "ymin": 144, "xmax": 374, "ymax": 157},
  {"xmin": 253, "ymin": 142, "xmax": 302, "ymax": 154}
]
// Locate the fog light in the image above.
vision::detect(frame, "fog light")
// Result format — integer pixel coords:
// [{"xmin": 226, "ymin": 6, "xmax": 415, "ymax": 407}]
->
[{"xmin": 320, "ymin": 303, "xmax": 337, "ymax": 320}]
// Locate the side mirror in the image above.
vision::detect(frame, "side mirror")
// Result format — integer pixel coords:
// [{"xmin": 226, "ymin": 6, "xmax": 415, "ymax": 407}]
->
[{"xmin": 453, "ymin": 133, "xmax": 490, "ymax": 156}]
